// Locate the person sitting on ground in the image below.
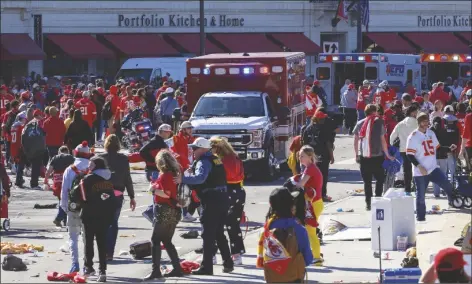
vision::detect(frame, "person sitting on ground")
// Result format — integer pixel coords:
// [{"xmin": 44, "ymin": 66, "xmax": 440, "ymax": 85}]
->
[{"xmin": 419, "ymin": 247, "xmax": 470, "ymax": 283}]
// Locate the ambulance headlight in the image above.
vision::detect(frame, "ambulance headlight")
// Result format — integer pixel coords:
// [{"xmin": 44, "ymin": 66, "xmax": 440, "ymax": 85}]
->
[
  {"xmin": 190, "ymin": 68, "xmax": 201, "ymax": 75},
  {"xmin": 243, "ymin": 67, "xmax": 254, "ymax": 75},
  {"xmin": 249, "ymin": 129, "xmax": 263, "ymax": 148}
]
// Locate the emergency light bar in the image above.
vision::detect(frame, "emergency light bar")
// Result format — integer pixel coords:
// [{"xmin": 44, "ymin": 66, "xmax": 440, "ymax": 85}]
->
[
  {"xmin": 421, "ymin": 53, "xmax": 471, "ymax": 63},
  {"xmin": 191, "ymin": 63, "xmax": 280, "ymax": 76},
  {"xmin": 318, "ymin": 54, "xmax": 380, "ymax": 63}
]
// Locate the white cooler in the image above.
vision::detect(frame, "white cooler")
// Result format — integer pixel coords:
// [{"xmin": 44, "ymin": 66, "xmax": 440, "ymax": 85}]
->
[{"xmin": 371, "ymin": 195, "xmax": 416, "ymax": 251}]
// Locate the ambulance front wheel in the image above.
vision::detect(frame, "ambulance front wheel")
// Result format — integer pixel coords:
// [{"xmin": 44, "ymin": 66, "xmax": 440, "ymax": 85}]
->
[
  {"xmin": 462, "ymin": 197, "xmax": 472, "ymax": 208},
  {"xmin": 2, "ymin": 219, "xmax": 10, "ymax": 231},
  {"xmin": 452, "ymin": 196, "xmax": 464, "ymax": 209}
]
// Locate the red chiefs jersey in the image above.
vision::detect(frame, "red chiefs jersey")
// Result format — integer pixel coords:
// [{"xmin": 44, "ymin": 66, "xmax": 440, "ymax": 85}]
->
[
  {"xmin": 357, "ymin": 87, "xmax": 371, "ymax": 111},
  {"xmin": 0, "ymin": 93, "xmax": 14, "ymax": 117},
  {"xmin": 10, "ymin": 122, "xmax": 24, "ymax": 161},
  {"xmin": 75, "ymin": 98, "xmax": 97, "ymax": 128},
  {"xmin": 373, "ymin": 89, "xmax": 396, "ymax": 110},
  {"xmin": 119, "ymin": 96, "xmax": 140, "ymax": 117}
]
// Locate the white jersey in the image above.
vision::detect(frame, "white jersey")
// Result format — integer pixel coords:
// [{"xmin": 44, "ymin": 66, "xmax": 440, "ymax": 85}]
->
[{"xmin": 406, "ymin": 129, "xmax": 440, "ymax": 177}]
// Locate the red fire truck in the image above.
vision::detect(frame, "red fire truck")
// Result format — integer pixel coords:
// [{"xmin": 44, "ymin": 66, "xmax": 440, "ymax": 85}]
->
[{"xmin": 185, "ymin": 52, "xmax": 306, "ymax": 180}]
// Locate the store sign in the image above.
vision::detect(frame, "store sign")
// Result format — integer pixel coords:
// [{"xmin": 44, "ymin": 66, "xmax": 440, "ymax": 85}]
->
[
  {"xmin": 33, "ymin": 15, "xmax": 42, "ymax": 48},
  {"xmin": 118, "ymin": 14, "xmax": 245, "ymax": 28},
  {"xmin": 417, "ymin": 15, "xmax": 471, "ymax": 27}
]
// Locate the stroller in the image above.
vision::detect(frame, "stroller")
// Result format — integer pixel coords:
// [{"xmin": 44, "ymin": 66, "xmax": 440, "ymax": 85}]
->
[
  {"xmin": 382, "ymin": 146, "xmax": 403, "ymax": 195},
  {"xmin": 450, "ymin": 163, "xmax": 472, "ymax": 209}
]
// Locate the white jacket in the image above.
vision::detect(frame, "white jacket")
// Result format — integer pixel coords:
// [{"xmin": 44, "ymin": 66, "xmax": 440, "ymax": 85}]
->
[
  {"xmin": 389, "ymin": 117, "xmax": 418, "ymax": 152},
  {"xmin": 60, "ymin": 158, "xmax": 90, "ymax": 213}
]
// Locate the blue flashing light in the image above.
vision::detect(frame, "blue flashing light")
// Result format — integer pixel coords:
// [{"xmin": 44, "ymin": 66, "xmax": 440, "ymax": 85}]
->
[
  {"xmin": 203, "ymin": 68, "xmax": 210, "ymax": 75},
  {"xmin": 243, "ymin": 67, "xmax": 254, "ymax": 75}
]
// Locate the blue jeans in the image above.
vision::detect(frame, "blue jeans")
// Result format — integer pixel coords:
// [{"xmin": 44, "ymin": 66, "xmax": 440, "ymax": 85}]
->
[
  {"xmin": 67, "ymin": 211, "xmax": 83, "ymax": 266},
  {"xmin": 145, "ymin": 170, "xmax": 159, "ymax": 182},
  {"xmin": 413, "ymin": 168, "xmax": 453, "ymax": 221},
  {"xmin": 55, "ymin": 206, "xmax": 67, "ymax": 223},
  {"xmin": 357, "ymin": 110, "xmax": 365, "ymax": 120},
  {"xmin": 106, "ymin": 195, "xmax": 124, "ymax": 257},
  {"xmin": 433, "ymin": 154, "xmax": 456, "ymax": 196}
]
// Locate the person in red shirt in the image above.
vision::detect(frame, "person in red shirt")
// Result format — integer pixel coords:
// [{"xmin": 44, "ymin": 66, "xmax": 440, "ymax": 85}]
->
[
  {"xmin": 43, "ymin": 106, "xmax": 66, "ymax": 161},
  {"xmin": 170, "ymin": 121, "xmax": 195, "ymax": 170},
  {"xmin": 429, "ymin": 82, "xmax": 450, "ymax": 106},
  {"xmin": 460, "ymin": 112, "xmax": 472, "ymax": 170},
  {"xmin": 357, "ymin": 80, "xmax": 372, "ymax": 120},
  {"xmin": 2, "ymin": 100, "xmax": 20, "ymax": 165},
  {"xmin": 209, "ymin": 136, "xmax": 246, "ymax": 265},
  {"xmin": 105, "ymin": 85, "xmax": 121, "ymax": 135},
  {"xmin": 293, "ymin": 145, "xmax": 324, "ymax": 265},
  {"xmin": 459, "ymin": 80, "xmax": 472, "ymax": 103},
  {"xmin": 74, "ymin": 91, "xmax": 97, "ymax": 129},
  {"xmin": 373, "ymin": 80, "xmax": 396, "ymax": 110},
  {"xmin": 156, "ymin": 81, "xmax": 170, "ymax": 102},
  {"xmin": 145, "ymin": 150, "xmax": 183, "ymax": 280},
  {"xmin": 405, "ymin": 82, "xmax": 417, "ymax": 98},
  {"xmin": 305, "ymin": 84, "xmax": 323, "ymax": 125},
  {"xmin": 118, "ymin": 86, "xmax": 138, "ymax": 120},
  {"xmin": 0, "ymin": 85, "xmax": 14, "ymax": 118}
]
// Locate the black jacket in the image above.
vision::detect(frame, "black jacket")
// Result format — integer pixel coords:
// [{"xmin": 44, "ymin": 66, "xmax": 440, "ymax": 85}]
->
[
  {"xmin": 64, "ymin": 119, "xmax": 94, "ymax": 149},
  {"xmin": 80, "ymin": 170, "xmax": 115, "ymax": 223},
  {"xmin": 98, "ymin": 152, "xmax": 135, "ymax": 199},
  {"xmin": 139, "ymin": 135, "xmax": 168, "ymax": 170}
]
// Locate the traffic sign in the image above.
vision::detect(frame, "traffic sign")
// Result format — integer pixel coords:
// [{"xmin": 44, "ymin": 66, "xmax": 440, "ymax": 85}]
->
[
  {"xmin": 323, "ymin": 41, "xmax": 339, "ymax": 54},
  {"xmin": 376, "ymin": 209, "xmax": 384, "ymax": 221}
]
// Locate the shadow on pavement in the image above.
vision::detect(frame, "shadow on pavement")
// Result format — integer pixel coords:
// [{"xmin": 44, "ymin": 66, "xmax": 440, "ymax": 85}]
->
[
  {"xmin": 323, "ymin": 265, "xmax": 380, "ymax": 273},
  {"xmin": 417, "ymin": 230, "xmax": 441, "ymax": 235},
  {"xmin": 328, "ymin": 169, "xmax": 362, "ymax": 184},
  {"xmin": 306, "ymin": 267, "xmax": 333, "ymax": 273}
]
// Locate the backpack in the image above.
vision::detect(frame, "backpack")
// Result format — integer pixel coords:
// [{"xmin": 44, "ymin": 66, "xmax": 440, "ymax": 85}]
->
[
  {"xmin": 304, "ymin": 125, "xmax": 324, "ymax": 153},
  {"xmin": 68, "ymin": 166, "xmax": 88, "ymax": 212},
  {"xmin": 175, "ymin": 184, "xmax": 192, "ymax": 208},
  {"xmin": 262, "ymin": 226, "xmax": 305, "ymax": 283},
  {"xmin": 101, "ymin": 100, "xmax": 112, "ymax": 121},
  {"xmin": 21, "ymin": 121, "xmax": 46, "ymax": 159}
]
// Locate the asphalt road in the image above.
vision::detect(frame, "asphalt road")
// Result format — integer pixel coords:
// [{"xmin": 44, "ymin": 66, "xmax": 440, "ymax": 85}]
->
[{"xmin": 0, "ymin": 133, "xmax": 363, "ymax": 282}]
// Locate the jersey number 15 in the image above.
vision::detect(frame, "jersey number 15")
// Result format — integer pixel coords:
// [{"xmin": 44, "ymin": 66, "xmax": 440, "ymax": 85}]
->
[{"xmin": 422, "ymin": 140, "xmax": 435, "ymax": 156}]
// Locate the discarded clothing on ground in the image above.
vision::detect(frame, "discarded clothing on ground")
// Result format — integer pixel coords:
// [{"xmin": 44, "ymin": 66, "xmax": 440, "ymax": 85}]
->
[
  {"xmin": 34, "ymin": 203, "xmax": 58, "ymax": 209},
  {"xmin": 0, "ymin": 242, "xmax": 44, "ymax": 254},
  {"xmin": 2, "ymin": 255, "xmax": 27, "ymax": 271},
  {"xmin": 180, "ymin": 260, "xmax": 200, "ymax": 274},
  {"xmin": 180, "ymin": 230, "xmax": 199, "ymax": 239}
]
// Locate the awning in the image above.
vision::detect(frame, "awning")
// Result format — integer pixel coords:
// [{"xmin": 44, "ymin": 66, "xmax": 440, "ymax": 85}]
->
[
  {"xmin": 402, "ymin": 32, "xmax": 470, "ymax": 54},
  {"xmin": 47, "ymin": 34, "xmax": 114, "ymax": 59},
  {"xmin": 459, "ymin": 32, "xmax": 471, "ymax": 44},
  {"xmin": 0, "ymin": 34, "xmax": 45, "ymax": 60},
  {"xmin": 211, "ymin": 33, "xmax": 282, "ymax": 53},
  {"xmin": 365, "ymin": 33, "xmax": 416, "ymax": 54},
  {"xmin": 103, "ymin": 34, "xmax": 179, "ymax": 57},
  {"xmin": 270, "ymin": 33, "xmax": 321, "ymax": 54},
  {"xmin": 167, "ymin": 34, "xmax": 223, "ymax": 54}
]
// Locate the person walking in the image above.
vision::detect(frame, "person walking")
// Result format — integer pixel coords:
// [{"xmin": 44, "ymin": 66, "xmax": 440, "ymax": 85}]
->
[
  {"xmin": 21, "ymin": 109, "xmax": 46, "ymax": 190},
  {"xmin": 143, "ymin": 150, "xmax": 184, "ymax": 280},
  {"xmin": 80, "ymin": 156, "xmax": 115, "ymax": 282},
  {"xmin": 42, "ymin": 106, "xmax": 66, "ymax": 161},
  {"xmin": 64, "ymin": 109, "xmax": 94, "ymax": 151},
  {"xmin": 44, "ymin": 146, "xmax": 75, "ymax": 227},
  {"xmin": 98, "ymin": 134, "xmax": 136, "ymax": 260},
  {"xmin": 341, "ymin": 83, "xmax": 358, "ymax": 135},
  {"xmin": 209, "ymin": 137, "xmax": 246, "ymax": 265},
  {"xmin": 159, "ymin": 88, "xmax": 178, "ymax": 125},
  {"xmin": 357, "ymin": 80, "xmax": 372, "ymax": 120},
  {"xmin": 406, "ymin": 113, "xmax": 455, "ymax": 221},
  {"xmin": 60, "ymin": 142, "xmax": 93, "ymax": 273},
  {"xmin": 174, "ymin": 137, "xmax": 234, "ymax": 275},
  {"xmin": 389, "ymin": 105, "xmax": 419, "ymax": 193},
  {"xmin": 353, "ymin": 104, "xmax": 394, "ymax": 210},
  {"xmin": 139, "ymin": 124, "xmax": 173, "ymax": 181}
]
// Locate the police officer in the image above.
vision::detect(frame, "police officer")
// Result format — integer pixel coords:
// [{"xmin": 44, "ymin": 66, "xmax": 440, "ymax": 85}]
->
[{"xmin": 174, "ymin": 137, "xmax": 234, "ymax": 275}]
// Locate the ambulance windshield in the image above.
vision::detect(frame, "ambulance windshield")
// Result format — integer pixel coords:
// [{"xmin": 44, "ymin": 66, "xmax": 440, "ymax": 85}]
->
[{"xmin": 193, "ymin": 96, "xmax": 265, "ymax": 118}]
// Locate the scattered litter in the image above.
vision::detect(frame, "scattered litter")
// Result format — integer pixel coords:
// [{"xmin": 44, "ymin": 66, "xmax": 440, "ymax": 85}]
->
[
  {"xmin": 55, "ymin": 234, "xmax": 64, "ymax": 239},
  {"xmin": 180, "ymin": 230, "xmax": 199, "ymax": 239},
  {"xmin": 119, "ymin": 234, "xmax": 136, "ymax": 238},
  {"xmin": 382, "ymin": 252, "xmax": 390, "ymax": 260},
  {"xmin": 59, "ymin": 245, "xmax": 68, "ymax": 253},
  {"xmin": 346, "ymin": 189, "xmax": 364, "ymax": 196},
  {"xmin": 180, "ymin": 260, "xmax": 200, "ymax": 274},
  {"xmin": 0, "ymin": 243, "xmax": 44, "ymax": 254},
  {"xmin": 33, "ymin": 203, "xmax": 58, "ymax": 209},
  {"xmin": 48, "ymin": 252, "xmax": 56, "ymax": 254},
  {"xmin": 32, "ymin": 250, "xmax": 38, "ymax": 257},
  {"xmin": 119, "ymin": 250, "xmax": 130, "ymax": 256},
  {"xmin": 336, "ymin": 208, "xmax": 354, "ymax": 213},
  {"xmin": 427, "ymin": 204, "xmax": 444, "ymax": 215},
  {"xmin": 397, "ymin": 235, "xmax": 408, "ymax": 251},
  {"xmin": 322, "ymin": 219, "xmax": 347, "ymax": 236},
  {"xmin": 16, "ymin": 213, "xmax": 23, "ymax": 218},
  {"xmin": 1, "ymin": 255, "xmax": 27, "ymax": 271},
  {"xmin": 31, "ymin": 273, "xmax": 40, "ymax": 278}
]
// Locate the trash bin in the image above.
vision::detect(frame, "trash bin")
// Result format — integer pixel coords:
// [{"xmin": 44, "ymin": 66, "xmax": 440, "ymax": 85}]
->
[{"xmin": 372, "ymin": 195, "xmax": 416, "ymax": 251}]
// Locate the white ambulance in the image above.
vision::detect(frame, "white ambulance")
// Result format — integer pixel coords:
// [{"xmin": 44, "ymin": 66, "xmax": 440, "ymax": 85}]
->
[
  {"xmin": 315, "ymin": 53, "xmax": 422, "ymax": 105},
  {"xmin": 420, "ymin": 53, "xmax": 471, "ymax": 89}
]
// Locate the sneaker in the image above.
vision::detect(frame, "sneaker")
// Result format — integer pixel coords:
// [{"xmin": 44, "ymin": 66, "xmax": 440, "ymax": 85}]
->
[
  {"xmin": 83, "ymin": 267, "xmax": 96, "ymax": 277},
  {"xmin": 213, "ymin": 256, "xmax": 217, "ymax": 265},
  {"xmin": 366, "ymin": 204, "xmax": 371, "ymax": 211},
  {"xmin": 182, "ymin": 213, "xmax": 197, "ymax": 222},
  {"xmin": 15, "ymin": 182, "xmax": 24, "ymax": 188},
  {"xmin": 322, "ymin": 196, "xmax": 333, "ymax": 202},
  {"xmin": 69, "ymin": 262, "xmax": 80, "ymax": 273},
  {"xmin": 53, "ymin": 219, "xmax": 62, "ymax": 227},
  {"xmin": 96, "ymin": 272, "xmax": 106, "ymax": 282},
  {"xmin": 195, "ymin": 247, "xmax": 204, "ymax": 254},
  {"xmin": 31, "ymin": 186, "xmax": 42, "ymax": 190},
  {"xmin": 232, "ymin": 254, "xmax": 242, "ymax": 265},
  {"xmin": 313, "ymin": 258, "xmax": 324, "ymax": 266}
]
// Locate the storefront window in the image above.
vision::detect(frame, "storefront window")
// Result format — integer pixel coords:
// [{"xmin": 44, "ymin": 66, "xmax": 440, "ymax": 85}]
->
[
  {"xmin": 316, "ymin": 67, "xmax": 330, "ymax": 80},
  {"xmin": 365, "ymin": 67, "xmax": 377, "ymax": 80},
  {"xmin": 460, "ymin": 65, "xmax": 471, "ymax": 78}
]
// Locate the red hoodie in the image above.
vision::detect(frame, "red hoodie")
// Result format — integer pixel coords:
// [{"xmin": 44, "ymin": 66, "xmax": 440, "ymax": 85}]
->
[
  {"xmin": 43, "ymin": 115, "xmax": 66, "ymax": 146},
  {"xmin": 171, "ymin": 131, "xmax": 195, "ymax": 170},
  {"xmin": 429, "ymin": 87, "xmax": 449, "ymax": 106}
]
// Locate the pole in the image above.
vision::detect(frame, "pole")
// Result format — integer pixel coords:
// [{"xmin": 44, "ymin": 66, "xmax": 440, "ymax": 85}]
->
[
  {"xmin": 378, "ymin": 226, "xmax": 383, "ymax": 283},
  {"xmin": 199, "ymin": 0, "xmax": 205, "ymax": 56},
  {"xmin": 356, "ymin": 1, "xmax": 362, "ymax": 52}
]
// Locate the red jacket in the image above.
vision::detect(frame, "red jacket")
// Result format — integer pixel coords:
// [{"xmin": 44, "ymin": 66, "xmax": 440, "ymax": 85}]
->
[
  {"xmin": 10, "ymin": 123, "xmax": 24, "ymax": 162},
  {"xmin": 75, "ymin": 98, "xmax": 97, "ymax": 128},
  {"xmin": 357, "ymin": 87, "xmax": 370, "ymax": 111},
  {"xmin": 460, "ymin": 87, "xmax": 471, "ymax": 102},
  {"xmin": 43, "ymin": 116, "xmax": 66, "ymax": 146},
  {"xmin": 222, "ymin": 154, "xmax": 244, "ymax": 184},
  {"xmin": 171, "ymin": 131, "xmax": 195, "ymax": 170},
  {"xmin": 429, "ymin": 87, "xmax": 449, "ymax": 106},
  {"xmin": 0, "ymin": 93, "xmax": 14, "ymax": 117},
  {"xmin": 106, "ymin": 94, "xmax": 120, "ymax": 119},
  {"xmin": 373, "ymin": 89, "xmax": 396, "ymax": 110}
]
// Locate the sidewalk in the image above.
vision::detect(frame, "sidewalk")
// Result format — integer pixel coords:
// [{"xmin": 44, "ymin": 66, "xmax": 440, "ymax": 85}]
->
[{"xmin": 1, "ymin": 193, "xmax": 470, "ymax": 283}]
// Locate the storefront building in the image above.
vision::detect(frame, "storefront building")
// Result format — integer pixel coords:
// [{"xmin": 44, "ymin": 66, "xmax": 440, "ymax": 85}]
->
[{"xmin": 0, "ymin": 1, "xmax": 470, "ymax": 84}]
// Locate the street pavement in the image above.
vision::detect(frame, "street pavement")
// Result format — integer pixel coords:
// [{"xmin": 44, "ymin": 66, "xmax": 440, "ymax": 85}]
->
[{"xmin": 2, "ymin": 134, "xmax": 469, "ymax": 283}]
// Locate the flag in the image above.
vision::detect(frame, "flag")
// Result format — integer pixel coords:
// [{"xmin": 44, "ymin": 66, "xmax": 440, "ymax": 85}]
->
[
  {"xmin": 336, "ymin": 0, "xmax": 349, "ymax": 22},
  {"xmin": 352, "ymin": 0, "xmax": 370, "ymax": 31}
]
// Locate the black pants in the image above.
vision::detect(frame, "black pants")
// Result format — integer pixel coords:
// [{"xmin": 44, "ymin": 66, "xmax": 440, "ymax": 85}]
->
[
  {"xmin": 224, "ymin": 184, "xmax": 246, "ymax": 255},
  {"xmin": 360, "ymin": 156, "xmax": 385, "ymax": 204},
  {"xmin": 29, "ymin": 155, "xmax": 42, "ymax": 188},
  {"xmin": 316, "ymin": 157, "xmax": 330, "ymax": 198},
  {"xmin": 200, "ymin": 189, "xmax": 233, "ymax": 273},
  {"xmin": 151, "ymin": 221, "xmax": 181, "ymax": 274},
  {"xmin": 400, "ymin": 152, "xmax": 413, "ymax": 192},
  {"xmin": 83, "ymin": 220, "xmax": 109, "ymax": 273},
  {"xmin": 343, "ymin": 108, "xmax": 357, "ymax": 133}
]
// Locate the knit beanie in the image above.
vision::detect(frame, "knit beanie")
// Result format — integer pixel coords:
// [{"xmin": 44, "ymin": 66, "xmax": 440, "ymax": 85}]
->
[{"xmin": 73, "ymin": 141, "xmax": 93, "ymax": 159}]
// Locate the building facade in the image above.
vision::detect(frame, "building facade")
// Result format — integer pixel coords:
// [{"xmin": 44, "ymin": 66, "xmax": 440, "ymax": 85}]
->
[{"xmin": 0, "ymin": 1, "xmax": 470, "ymax": 82}]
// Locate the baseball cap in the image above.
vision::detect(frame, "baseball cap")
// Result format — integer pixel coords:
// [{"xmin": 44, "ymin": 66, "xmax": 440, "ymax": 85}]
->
[
  {"xmin": 394, "ymin": 100, "xmax": 403, "ymax": 107},
  {"xmin": 313, "ymin": 80, "xmax": 320, "ymax": 86},
  {"xmin": 348, "ymin": 83, "xmax": 355, "ymax": 89},
  {"xmin": 32, "ymin": 83, "xmax": 39, "ymax": 89},
  {"xmin": 180, "ymin": 121, "xmax": 193, "ymax": 129},
  {"xmin": 363, "ymin": 80, "xmax": 370, "ymax": 85},
  {"xmin": 165, "ymin": 87, "xmax": 174, "ymax": 94},
  {"xmin": 33, "ymin": 109, "xmax": 43, "ymax": 117},
  {"xmin": 434, "ymin": 248, "xmax": 467, "ymax": 272},
  {"xmin": 401, "ymin": 93, "xmax": 412, "ymax": 101},
  {"xmin": 158, "ymin": 124, "xmax": 172, "ymax": 132},
  {"xmin": 0, "ymin": 85, "xmax": 8, "ymax": 91},
  {"xmin": 82, "ymin": 91, "xmax": 90, "ymax": 97},
  {"xmin": 444, "ymin": 105, "xmax": 454, "ymax": 113},
  {"xmin": 188, "ymin": 137, "xmax": 211, "ymax": 149}
]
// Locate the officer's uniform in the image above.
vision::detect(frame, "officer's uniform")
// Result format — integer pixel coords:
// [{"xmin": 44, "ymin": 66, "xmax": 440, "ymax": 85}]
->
[{"xmin": 182, "ymin": 151, "xmax": 233, "ymax": 273}]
